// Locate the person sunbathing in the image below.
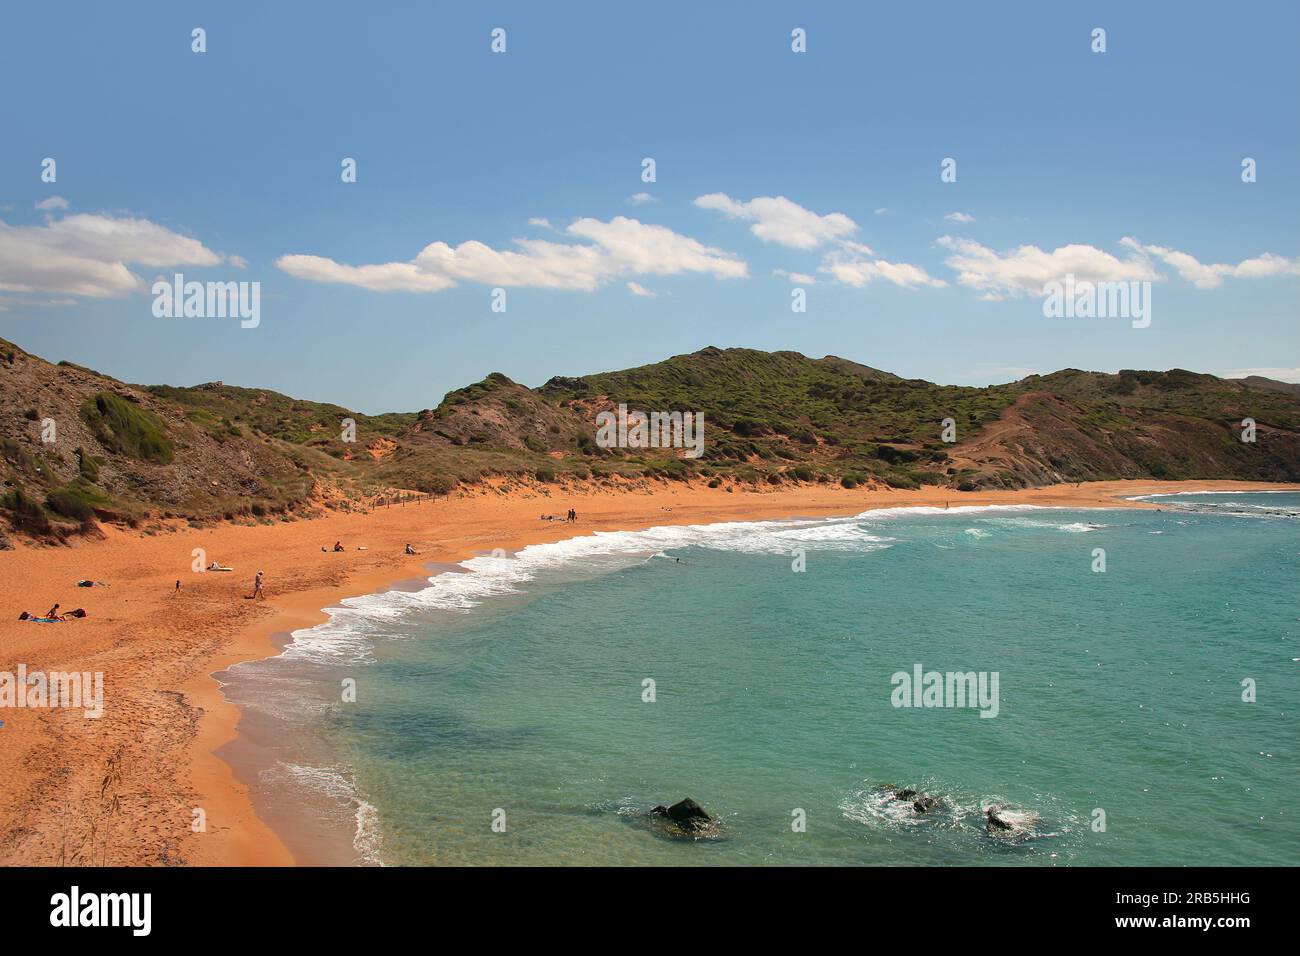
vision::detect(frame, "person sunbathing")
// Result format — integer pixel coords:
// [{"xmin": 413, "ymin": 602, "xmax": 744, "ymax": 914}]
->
[{"xmin": 44, "ymin": 603, "xmax": 65, "ymax": 622}]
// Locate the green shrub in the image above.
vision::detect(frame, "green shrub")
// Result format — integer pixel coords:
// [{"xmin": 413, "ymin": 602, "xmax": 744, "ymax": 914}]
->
[
  {"xmin": 80, "ymin": 392, "xmax": 174, "ymax": 463},
  {"xmin": 523, "ymin": 435, "xmax": 546, "ymax": 453},
  {"xmin": 75, "ymin": 447, "xmax": 100, "ymax": 482},
  {"xmin": 535, "ymin": 467, "xmax": 556, "ymax": 483},
  {"xmin": 2, "ymin": 486, "xmax": 52, "ymax": 535},
  {"xmin": 46, "ymin": 480, "xmax": 108, "ymax": 521}
]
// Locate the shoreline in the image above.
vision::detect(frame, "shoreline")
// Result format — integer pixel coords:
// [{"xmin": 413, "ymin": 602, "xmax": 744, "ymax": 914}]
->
[{"xmin": 1, "ymin": 478, "xmax": 1296, "ymax": 866}]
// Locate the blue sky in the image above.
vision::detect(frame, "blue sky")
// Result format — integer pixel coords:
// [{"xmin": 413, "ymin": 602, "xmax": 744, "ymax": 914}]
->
[{"xmin": 1, "ymin": 1, "xmax": 1297, "ymax": 413}]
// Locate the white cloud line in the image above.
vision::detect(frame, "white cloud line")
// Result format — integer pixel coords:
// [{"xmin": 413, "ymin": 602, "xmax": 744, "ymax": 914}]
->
[
  {"xmin": 695, "ymin": 193, "xmax": 945, "ymax": 290},
  {"xmin": 944, "ymin": 211, "xmax": 975, "ymax": 223},
  {"xmin": 936, "ymin": 235, "xmax": 1158, "ymax": 300},
  {"xmin": 694, "ymin": 192, "xmax": 857, "ymax": 250},
  {"xmin": 277, "ymin": 216, "xmax": 747, "ymax": 293},
  {"xmin": 1120, "ymin": 237, "xmax": 1300, "ymax": 289},
  {"xmin": 935, "ymin": 235, "xmax": 1300, "ymax": 299},
  {"xmin": 0, "ymin": 212, "xmax": 226, "ymax": 298}
]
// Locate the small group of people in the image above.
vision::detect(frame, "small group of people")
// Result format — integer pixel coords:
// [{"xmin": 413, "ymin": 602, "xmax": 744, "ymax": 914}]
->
[
  {"xmin": 18, "ymin": 603, "xmax": 87, "ymax": 622},
  {"xmin": 538, "ymin": 509, "xmax": 578, "ymax": 523}
]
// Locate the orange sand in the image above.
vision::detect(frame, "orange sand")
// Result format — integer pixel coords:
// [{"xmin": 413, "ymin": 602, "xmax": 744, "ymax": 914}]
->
[{"xmin": 1, "ymin": 478, "xmax": 1294, "ymax": 866}]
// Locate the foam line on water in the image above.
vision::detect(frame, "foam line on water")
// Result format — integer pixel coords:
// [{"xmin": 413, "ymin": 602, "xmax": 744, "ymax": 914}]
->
[{"xmin": 276, "ymin": 514, "xmax": 897, "ymax": 665}]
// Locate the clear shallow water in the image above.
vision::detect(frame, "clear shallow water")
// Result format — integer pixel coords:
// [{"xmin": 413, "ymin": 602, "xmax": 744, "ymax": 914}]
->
[{"xmin": 224, "ymin": 494, "xmax": 1300, "ymax": 866}]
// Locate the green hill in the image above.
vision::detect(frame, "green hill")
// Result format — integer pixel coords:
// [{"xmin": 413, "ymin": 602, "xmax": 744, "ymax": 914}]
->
[{"xmin": 3, "ymin": 337, "xmax": 1298, "ymax": 543}]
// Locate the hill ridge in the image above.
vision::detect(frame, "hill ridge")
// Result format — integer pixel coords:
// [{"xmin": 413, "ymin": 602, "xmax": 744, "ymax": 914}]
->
[{"xmin": 3, "ymin": 337, "xmax": 1298, "ymax": 542}]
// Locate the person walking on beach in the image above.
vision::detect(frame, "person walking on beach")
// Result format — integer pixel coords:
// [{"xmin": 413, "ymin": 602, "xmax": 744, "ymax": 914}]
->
[{"xmin": 252, "ymin": 570, "xmax": 265, "ymax": 600}]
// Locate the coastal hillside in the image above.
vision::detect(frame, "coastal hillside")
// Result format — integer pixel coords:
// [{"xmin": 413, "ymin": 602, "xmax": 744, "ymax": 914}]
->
[{"xmin": 3, "ymin": 336, "xmax": 1298, "ymax": 542}]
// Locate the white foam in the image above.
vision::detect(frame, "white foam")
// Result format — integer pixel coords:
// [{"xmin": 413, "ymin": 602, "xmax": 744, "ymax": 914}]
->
[
  {"xmin": 270, "ymin": 504, "xmax": 1123, "ymax": 668},
  {"xmin": 270, "ymin": 762, "xmax": 384, "ymax": 865},
  {"xmin": 1128, "ymin": 490, "xmax": 1298, "ymax": 499},
  {"xmin": 853, "ymin": 503, "xmax": 1056, "ymax": 519},
  {"xmin": 275, "ymin": 516, "xmax": 896, "ymax": 665}
]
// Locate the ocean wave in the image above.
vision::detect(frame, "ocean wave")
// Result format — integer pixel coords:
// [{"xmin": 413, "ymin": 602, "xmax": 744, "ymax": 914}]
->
[
  {"xmin": 1128, "ymin": 491, "xmax": 1300, "ymax": 520},
  {"xmin": 267, "ymin": 762, "xmax": 384, "ymax": 865},
  {"xmin": 852, "ymin": 503, "xmax": 1056, "ymax": 520},
  {"xmin": 277, "ymin": 516, "xmax": 896, "ymax": 665},
  {"xmin": 839, "ymin": 781, "xmax": 1062, "ymax": 844}
]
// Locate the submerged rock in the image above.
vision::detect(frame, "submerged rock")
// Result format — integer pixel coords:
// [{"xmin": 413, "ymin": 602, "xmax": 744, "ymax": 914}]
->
[
  {"xmin": 985, "ymin": 806, "xmax": 1014, "ymax": 832},
  {"xmin": 650, "ymin": 797, "xmax": 715, "ymax": 835}
]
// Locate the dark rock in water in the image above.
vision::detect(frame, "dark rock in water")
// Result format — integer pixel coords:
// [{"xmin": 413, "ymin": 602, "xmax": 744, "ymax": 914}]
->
[
  {"xmin": 986, "ymin": 807, "xmax": 1013, "ymax": 832},
  {"xmin": 650, "ymin": 797, "xmax": 714, "ymax": 834},
  {"xmin": 912, "ymin": 796, "xmax": 939, "ymax": 813},
  {"xmin": 894, "ymin": 789, "xmax": 918, "ymax": 801}
]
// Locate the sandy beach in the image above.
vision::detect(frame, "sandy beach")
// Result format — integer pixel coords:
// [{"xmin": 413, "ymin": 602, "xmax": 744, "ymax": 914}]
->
[{"xmin": 1, "ymin": 477, "xmax": 1295, "ymax": 867}]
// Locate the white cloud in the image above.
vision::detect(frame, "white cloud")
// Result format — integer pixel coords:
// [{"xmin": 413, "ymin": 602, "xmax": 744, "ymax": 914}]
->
[
  {"xmin": 820, "ymin": 249, "xmax": 946, "ymax": 289},
  {"xmin": 277, "ymin": 216, "xmax": 746, "ymax": 294},
  {"xmin": 626, "ymin": 281, "xmax": 656, "ymax": 297},
  {"xmin": 773, "ymin": 269, "xmax": 817, "ymax": 284},
  {"xmin": 627, "ymin": 192, "xmax": 658, "ymax": 205},
  {"xmin": 944, "ymin": 211, "xmax": 975, "ymax": 223},
  {"xmin": 0, "ymin": 212, "xmax": 225, "ymax": 298},
  {"xmin": 1120, "ymin": 238, "xmax": 1300, "ymax": 289},
  {"xmin": 528, "ymin": 217, "xmax": 554, "ymax": 229},
  {"xmin": 228, "ymin": 254, "xmax": 248, "ymax": 269},
  {"xmin": 35, "ymin": 196, "xmax": 69, "ymax": 211},
  {"xmin": 694, "ymin": 193, "xmax": 858, "ymax": 250},
  {"xmin": 275, "ymin": 256, "xmax": 457, "ymax": 293},
  {"xmin": 873, "ymin": 208, "xmax": 889, "ymax": 216},
  {"xmin": 936, "ymin": 235, "xmax": 1156, "ymax": 300}
]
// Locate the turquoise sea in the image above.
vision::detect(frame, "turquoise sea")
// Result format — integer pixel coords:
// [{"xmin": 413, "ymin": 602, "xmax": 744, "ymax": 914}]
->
[{"xmin": 221, "ymin": 492, "xmax": 1300, "ymax": 866}]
